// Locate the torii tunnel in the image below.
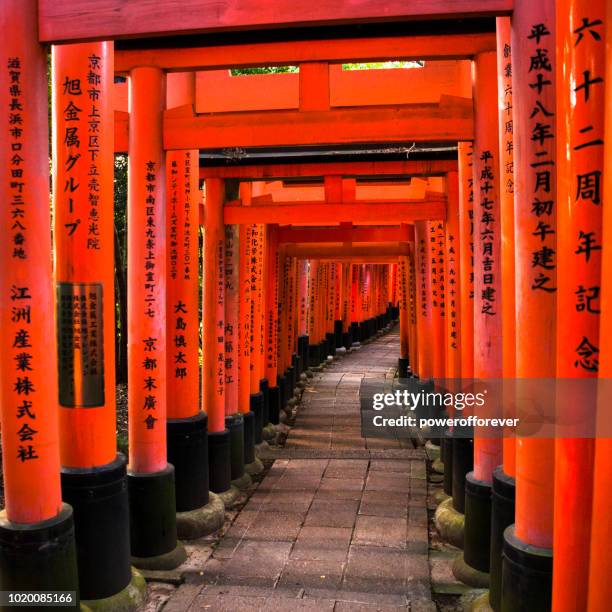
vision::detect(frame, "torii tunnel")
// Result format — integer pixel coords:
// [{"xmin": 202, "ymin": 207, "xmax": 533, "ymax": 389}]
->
[{"xmin": 1, "ymin": 1, "xmax": 612, "ymax": 611}]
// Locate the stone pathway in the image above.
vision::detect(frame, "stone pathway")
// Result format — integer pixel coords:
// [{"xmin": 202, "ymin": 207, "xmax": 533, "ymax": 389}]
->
[{"xmin": 163, "ymin": 329, "xmax": 435, "ymax": 611}]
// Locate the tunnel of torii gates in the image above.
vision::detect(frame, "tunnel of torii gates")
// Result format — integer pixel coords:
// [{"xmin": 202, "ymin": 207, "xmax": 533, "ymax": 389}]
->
[{"xmin": 2, "ymin": 0, "xmax": 612, "ymax": 610}]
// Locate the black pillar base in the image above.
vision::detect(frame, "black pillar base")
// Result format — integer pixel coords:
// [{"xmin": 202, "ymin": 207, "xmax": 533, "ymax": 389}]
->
[
  {"xmin": 443, "ymin": 429, "xmax": 454, "ymax": 497},
  {"xmin": 259, "ymin": 378, "xmax": 270, "ymax": 426},
  {"xmin": 268, "ymin": 385, "xmax": 281, "ymax": 425},
  {"xmin": 308, "ymin": 342, "xmax": 321, "ymax": 367},
  {"xmin": 226, "ymin": 415, "xmax": 246, "ymax": 481},
  {"xmin": 0, "ymin": 504, "xmax": 79, "ymax": 609},
  {"xmin": 490, "ymin": 466, "xmax": 516, "ymax": 611},
  {"xmin": 285, "ymin": 366, "xmax": 295, "ymax": 400},
  {"xmin": 463, "ymin": 472, "xmax": 492, "ymax": 574},
  {"xmin": 334, "ymin": 320, "xmax": 343, "ymax": 348},
  {"xmin": 243, "ymin": 411, "xmax": 256, "ymax": 464},
  {"xmin": 250, "ymin": 392, "xmax": 264, "ymax": 443},
  {"xmin": 502, "ymin": 526, "xmax": 552, "ymax": 612},
  {"xmin": 291, "ymin": 353, "xmax": 299, "ymax": 387},
  {"xmin": 127, "ymin": 464, "xmax": 178, "ymax": 559},
  {"xmin": 359, "ymin": 321, "xmax": 368, "ymax": 342},
  {"xmin": 452, "ymin": 435, "xmax": 474, "ymax": 514},
  {"xmin": 350, "ymin": 322, "xmax": 360, "ymax": 343},
  {"xmin": 325, "ymin": 332, "xmax": 336, "ymax": 356},
  {"xmin": 278, "ymin": 373, "xmax": 288, "ymax": 411},
  {"xmin": 167, "ymin": 413, "xmax": 209, "ymax": 511},
  {"xmin": 343, "ymin": 330, "xmax": 352, "ymax": 349},
  {"xmin": 208, "ymin": 429, "xmax": 232, "ymax": 494},
  {"xmin": 298, "ymin": 335, "xmax": 309, "ymax": 372},
  {"xmin": 61, "ymin": 454, "xmax": 131, "ymax": 600},
  {"xmin": 398, "ymin": 357, "xmax": 409, "ymax": 380}
]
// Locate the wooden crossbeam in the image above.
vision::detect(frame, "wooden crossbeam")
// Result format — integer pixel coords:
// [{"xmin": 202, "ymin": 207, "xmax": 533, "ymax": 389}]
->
[
  {"xmin": 198, "ymin": 160, "xmax": 457, "ymax": 180},
  {"xmin": 278, "ymin": 226, "xmax": 414, "ymax": 243},
  {"xmin": 114, "ymin": 34, "xmax": 496, "ymax": 73},
  {"xmin": 165, "ymin": 98, "xmax": 472, "ymax": 150},
  {"xmin": 222, "ymin": 199, "xmax": 446, "ymax": 224},
  {"xmin": 39, "ymin": 1, "xmax": 513, "ymax": 43},
  {"xmin": 285, "ymin": 244, "xmax": 410, "ymax": 258}
]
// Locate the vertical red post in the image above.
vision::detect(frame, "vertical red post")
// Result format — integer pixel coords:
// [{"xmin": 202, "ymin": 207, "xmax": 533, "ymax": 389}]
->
[
  {"xmin": 128, "ymin": 66, "xmax": 167, "ymax": 474},
  {"xmin": 166, "ymin": 150, "xmax": 200, "ymax": 420},
  {"xmin": 224, "ymin": 223, "xmax": 240, "ymax": 418},
  {"xmin": 265, "ymin": 224, "xmax": 281, "ymax": 425},
  {"xmin": 445, "ymin": 172, "xmax": 462, "ymax": 381},
  {"xmin": 0, "ymin": 0, "xmax": 79, "ymax": 595},
  {"xmin": 53, "ymin": 41, "xmax": 137, "ymax": 600},
  {"xmin": 502, "ymin": 2, "xmax": 557, "ymax": 607},
  {"xmin": 458, "ymin": 142, "xmax": 475, "ymax": 380},
  {"xmin": 487, "ymin": 15, "xmax": 518, "ymax": 610},
  {"xmin": 415, "ymin": 221, "xmax": 433, "ymax": 381},
  {"xmin": 128, "ymin": 65, "xmax": 184, "ymax": 566},
  {"xmin": 398, "ymin": 254, "xmax": 411, "ymax": 379},
  {"xmin": 587, "ymin": 2, "xmax": 612, "ymax": 607},
  {"xmin": 429, "ymin": 220, "xmax": 447, "ymax": 383},
  {"xmin": 456, "ymin": 50, "xmax": 503, "ymax": 581},
  {"xmin": 553, "ymin": 1, "xmax": 605, "ymax": 610},
  {"xmin": 167, "ymin": 144, "xmax": 216, "ymax": 524},
  {"xmin": 203, "ymin": 179, "xmax": 234, "ymax": 497}
]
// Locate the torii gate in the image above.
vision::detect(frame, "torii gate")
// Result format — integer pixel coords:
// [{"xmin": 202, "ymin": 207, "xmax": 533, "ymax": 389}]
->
[{"xmin": 5, "ymin": 2, "xmax": 612, "ymax": 612}]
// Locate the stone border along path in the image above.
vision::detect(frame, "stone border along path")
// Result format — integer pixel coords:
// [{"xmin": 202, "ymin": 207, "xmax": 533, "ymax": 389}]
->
[{"xmin": 161, "ymin": 328, "xmax": 436, "ymax": 611}]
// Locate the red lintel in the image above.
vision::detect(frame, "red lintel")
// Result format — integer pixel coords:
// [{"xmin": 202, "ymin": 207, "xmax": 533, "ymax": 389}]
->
[{"xmin": 39, "ymin": 1, "xmax": 513, "ymax": 43}]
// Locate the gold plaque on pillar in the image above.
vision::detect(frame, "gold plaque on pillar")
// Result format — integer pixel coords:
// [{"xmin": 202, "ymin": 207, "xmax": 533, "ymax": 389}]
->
[{"xmin": 57, "ymin": 282, "xmax": 105, "ymax": 407}]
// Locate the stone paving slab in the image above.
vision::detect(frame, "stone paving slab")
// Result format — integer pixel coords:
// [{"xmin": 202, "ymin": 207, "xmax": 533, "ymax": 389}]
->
[{"xmin": 163, "ymin": 328, "xmax": 434, "ymax": 611}]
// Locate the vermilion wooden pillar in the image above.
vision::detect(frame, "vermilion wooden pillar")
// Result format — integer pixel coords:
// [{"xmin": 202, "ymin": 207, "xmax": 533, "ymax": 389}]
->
[
  {"xmin": 496, "ymin": 17, "xmax": 517, "ymax": 482},
  {"xmin": 0, "ymin": 0, "xmax": 79, "ymax": 595},
  {"xmin": 398, "ymin": 254, "xmax": 411, "ymax": 379},
  {"xmin": 488, "ymin": 16, "xmax": 517, "ymax": 610},
  {"xmin": 455, "ymin": 50, "xmax": 503, "ymax": 583},
  {"xmin": 286, "ymin": 255, "xmax": 298, "ymax": 391},
  {"xmin": 349, "ymin": 263, "xmax": 360, "ymax": 345},
  {"xmin": 224, "ymin": 223, "xmax": 240, "ymax": 418},
  {"xmin": 127, "ymin": 65, "xmax": 184, "ymax": 567},
  {"xmin": 203, "ymin": 178, "xmax": 234, "ymax": 498},
  {"xmin": 166, "ymin": 152, "xmax": 200, "ymax": 406},
  {"xmin": 166, "ymin": 148, "xmax": 217, "ymax": 528},
  {"xmin": 307, "ymin": 260, "xmax": 320, "ymax": 365},
  {"xmin": 248, "ymin": 223, "xmax": 266, "ymax": 443},
  {"xmin": 333, "ymin": 262, "xmax": 344, "ymax": 349},
  {"xmin": 297, "ymin": 258, "xmax": 310, "ymax": 368},
  {"xmin": 264, "ymin": 224, "xmax": 281, "ymax": 425},
  {"xmin": 587, "ymin": 3, "xmax": 612, "ymax": 606},
  {"xmin": 277, "ymin": 247, "xmax": 289, "ymax": 402},
  {"xmin": 458, "ymin": 142, "xmax": 475, "ymax": 381},
  {"xmin": 445, "ymin": 173, "xmax": 462, "ymax": 381},
  {"xmin": 441, "ymin": 172, "xmax": 461, "ymax": 499},
  {"xmin": 341, "ymin": 261, "xmax": 351, "ymax": 349},
  {"xmin": 239, "ymin": 223, "xmax": 257, "ymax": 469},
  {"xmin": 414, "ymin": 220, "xmax": 433, "ymax": 382},
  {"xmin": 408, "ymin": 244, "xmax": 419, "ymax": 376},
  {"xmin": 429, "ymin": 220, "xmax": 447, "ymax": 384},
  {"xmin": 451, "ymin": 142, "xmax": 475, "ymax": 517},
  {"xmin": 502, "ymin": 3, "xmax": 557, "ymax": 608},
  {"xmin": 52, "ymin": 41, "xmax": 135, "ymax": 601},
  {"xmin": 553, "ymin": 1, "xmax": 605, "ymax": 610},
  {"xmin": 224, "ymin": 221, "xmax": 251, "ymax": 488}
]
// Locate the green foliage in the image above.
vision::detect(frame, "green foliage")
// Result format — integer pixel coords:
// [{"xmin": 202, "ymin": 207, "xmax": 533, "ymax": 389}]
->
[
  {"xmin": 341, "ymin": 61, "xmax": 424, "ymax": 70},
  {"xmin": 231, "ymin": 65, "xmax": 298, "ymax": 75},
  {"xmin": 114, "ymin": 154, "xmax": 128, "ymax": 266},
  {"xmin": 231, "ymin": 61, "xmax": 423, "ymax": 76}
]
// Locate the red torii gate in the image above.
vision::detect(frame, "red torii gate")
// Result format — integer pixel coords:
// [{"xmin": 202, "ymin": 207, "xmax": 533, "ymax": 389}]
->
[{"xmin": 9, "ymin": 2, "xmax": 612, "ymax": 612}]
